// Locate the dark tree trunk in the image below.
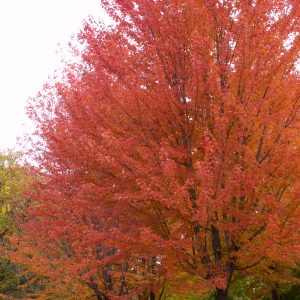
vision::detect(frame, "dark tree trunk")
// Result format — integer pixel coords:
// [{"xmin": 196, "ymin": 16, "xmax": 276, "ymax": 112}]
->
[
  {"xmin": 88, "ymin": 277, "xmax": 111, "ymax": 300},
  {"xmin": 211, "ymin": 225, "xmax": 222, "ymax": 262},
  {"xmin": 90, "ymin": 283, "xmax": 103, "ymax": 300},
  {"xmin": 216, "ymin": 288, "xmax": 229, "ymax": 300},
  {"xmin": 149, "ymin": 291, "xmax": 155, "ymax": 300},
  {"xmin": 271, "ymin": 288, "xmax": 279, "ymax": 300}
]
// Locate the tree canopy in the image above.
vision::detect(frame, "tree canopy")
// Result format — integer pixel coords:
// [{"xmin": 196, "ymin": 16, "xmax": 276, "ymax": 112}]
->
[{"xmin": 22, "ymin": 1, "xmax": 300, "ymax": 299}]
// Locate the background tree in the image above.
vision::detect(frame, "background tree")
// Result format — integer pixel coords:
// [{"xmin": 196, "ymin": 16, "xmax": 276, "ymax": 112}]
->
[
  {"xmin": 24, "ymin": 0, "xmax": 300, "ymax": 299},
  {"xmin": 0, "ymin": 151, "xmax": 40, "ymax": 299}
]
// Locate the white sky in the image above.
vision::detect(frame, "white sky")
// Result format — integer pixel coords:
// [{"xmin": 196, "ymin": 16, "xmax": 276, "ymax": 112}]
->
[{"xmin": 0, "ymin": 0, "xmax": 107, "ymax": 151}]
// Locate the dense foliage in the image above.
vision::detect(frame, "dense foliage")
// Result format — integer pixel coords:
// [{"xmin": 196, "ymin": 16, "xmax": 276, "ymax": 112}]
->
[
  {"xmin": 16, "ymin": 0, "xmax": 300, "ymax": 299},
  {"xmin": 0, "ymin": 152, "xmax": 39, "ymax": 299}
]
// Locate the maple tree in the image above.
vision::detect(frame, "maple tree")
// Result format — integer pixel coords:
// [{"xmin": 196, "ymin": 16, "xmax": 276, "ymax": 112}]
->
[{"xmin": 22, "ymin": 0, "xmax": 300, "ymax": 299}]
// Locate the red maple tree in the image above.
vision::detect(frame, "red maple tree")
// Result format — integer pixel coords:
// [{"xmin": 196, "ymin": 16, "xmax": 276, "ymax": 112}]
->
[{"xmin": 22, "ymin": 0, "xmax": 300, "ymax": 299}]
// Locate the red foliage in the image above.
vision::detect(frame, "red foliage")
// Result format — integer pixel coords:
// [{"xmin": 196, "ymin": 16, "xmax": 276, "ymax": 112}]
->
[{"xmin": 23, "ymin": 0, "xmax": 300, "ymax": 299}]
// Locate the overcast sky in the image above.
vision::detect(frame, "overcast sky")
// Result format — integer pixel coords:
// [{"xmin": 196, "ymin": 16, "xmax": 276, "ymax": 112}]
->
[{"xmin": 0, "ymin": 0, "xmax": 107, "ymax": 151}]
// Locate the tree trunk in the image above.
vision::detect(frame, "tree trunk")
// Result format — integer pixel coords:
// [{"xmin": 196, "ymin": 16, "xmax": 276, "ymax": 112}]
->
[
  {"xmin": 271, "ymin": 288, "xmax": 279, "ymax": 300},
  {"xmin": 88, "ymin": 277, "xmax": 110, "ymax": 300},
  {"xmin": 215, "ymin": 288, "xmax": 228, "ymax": 300},
  {"xmin": 149, "ymin": 291, "xmax": 155, "ymax": 300}
]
